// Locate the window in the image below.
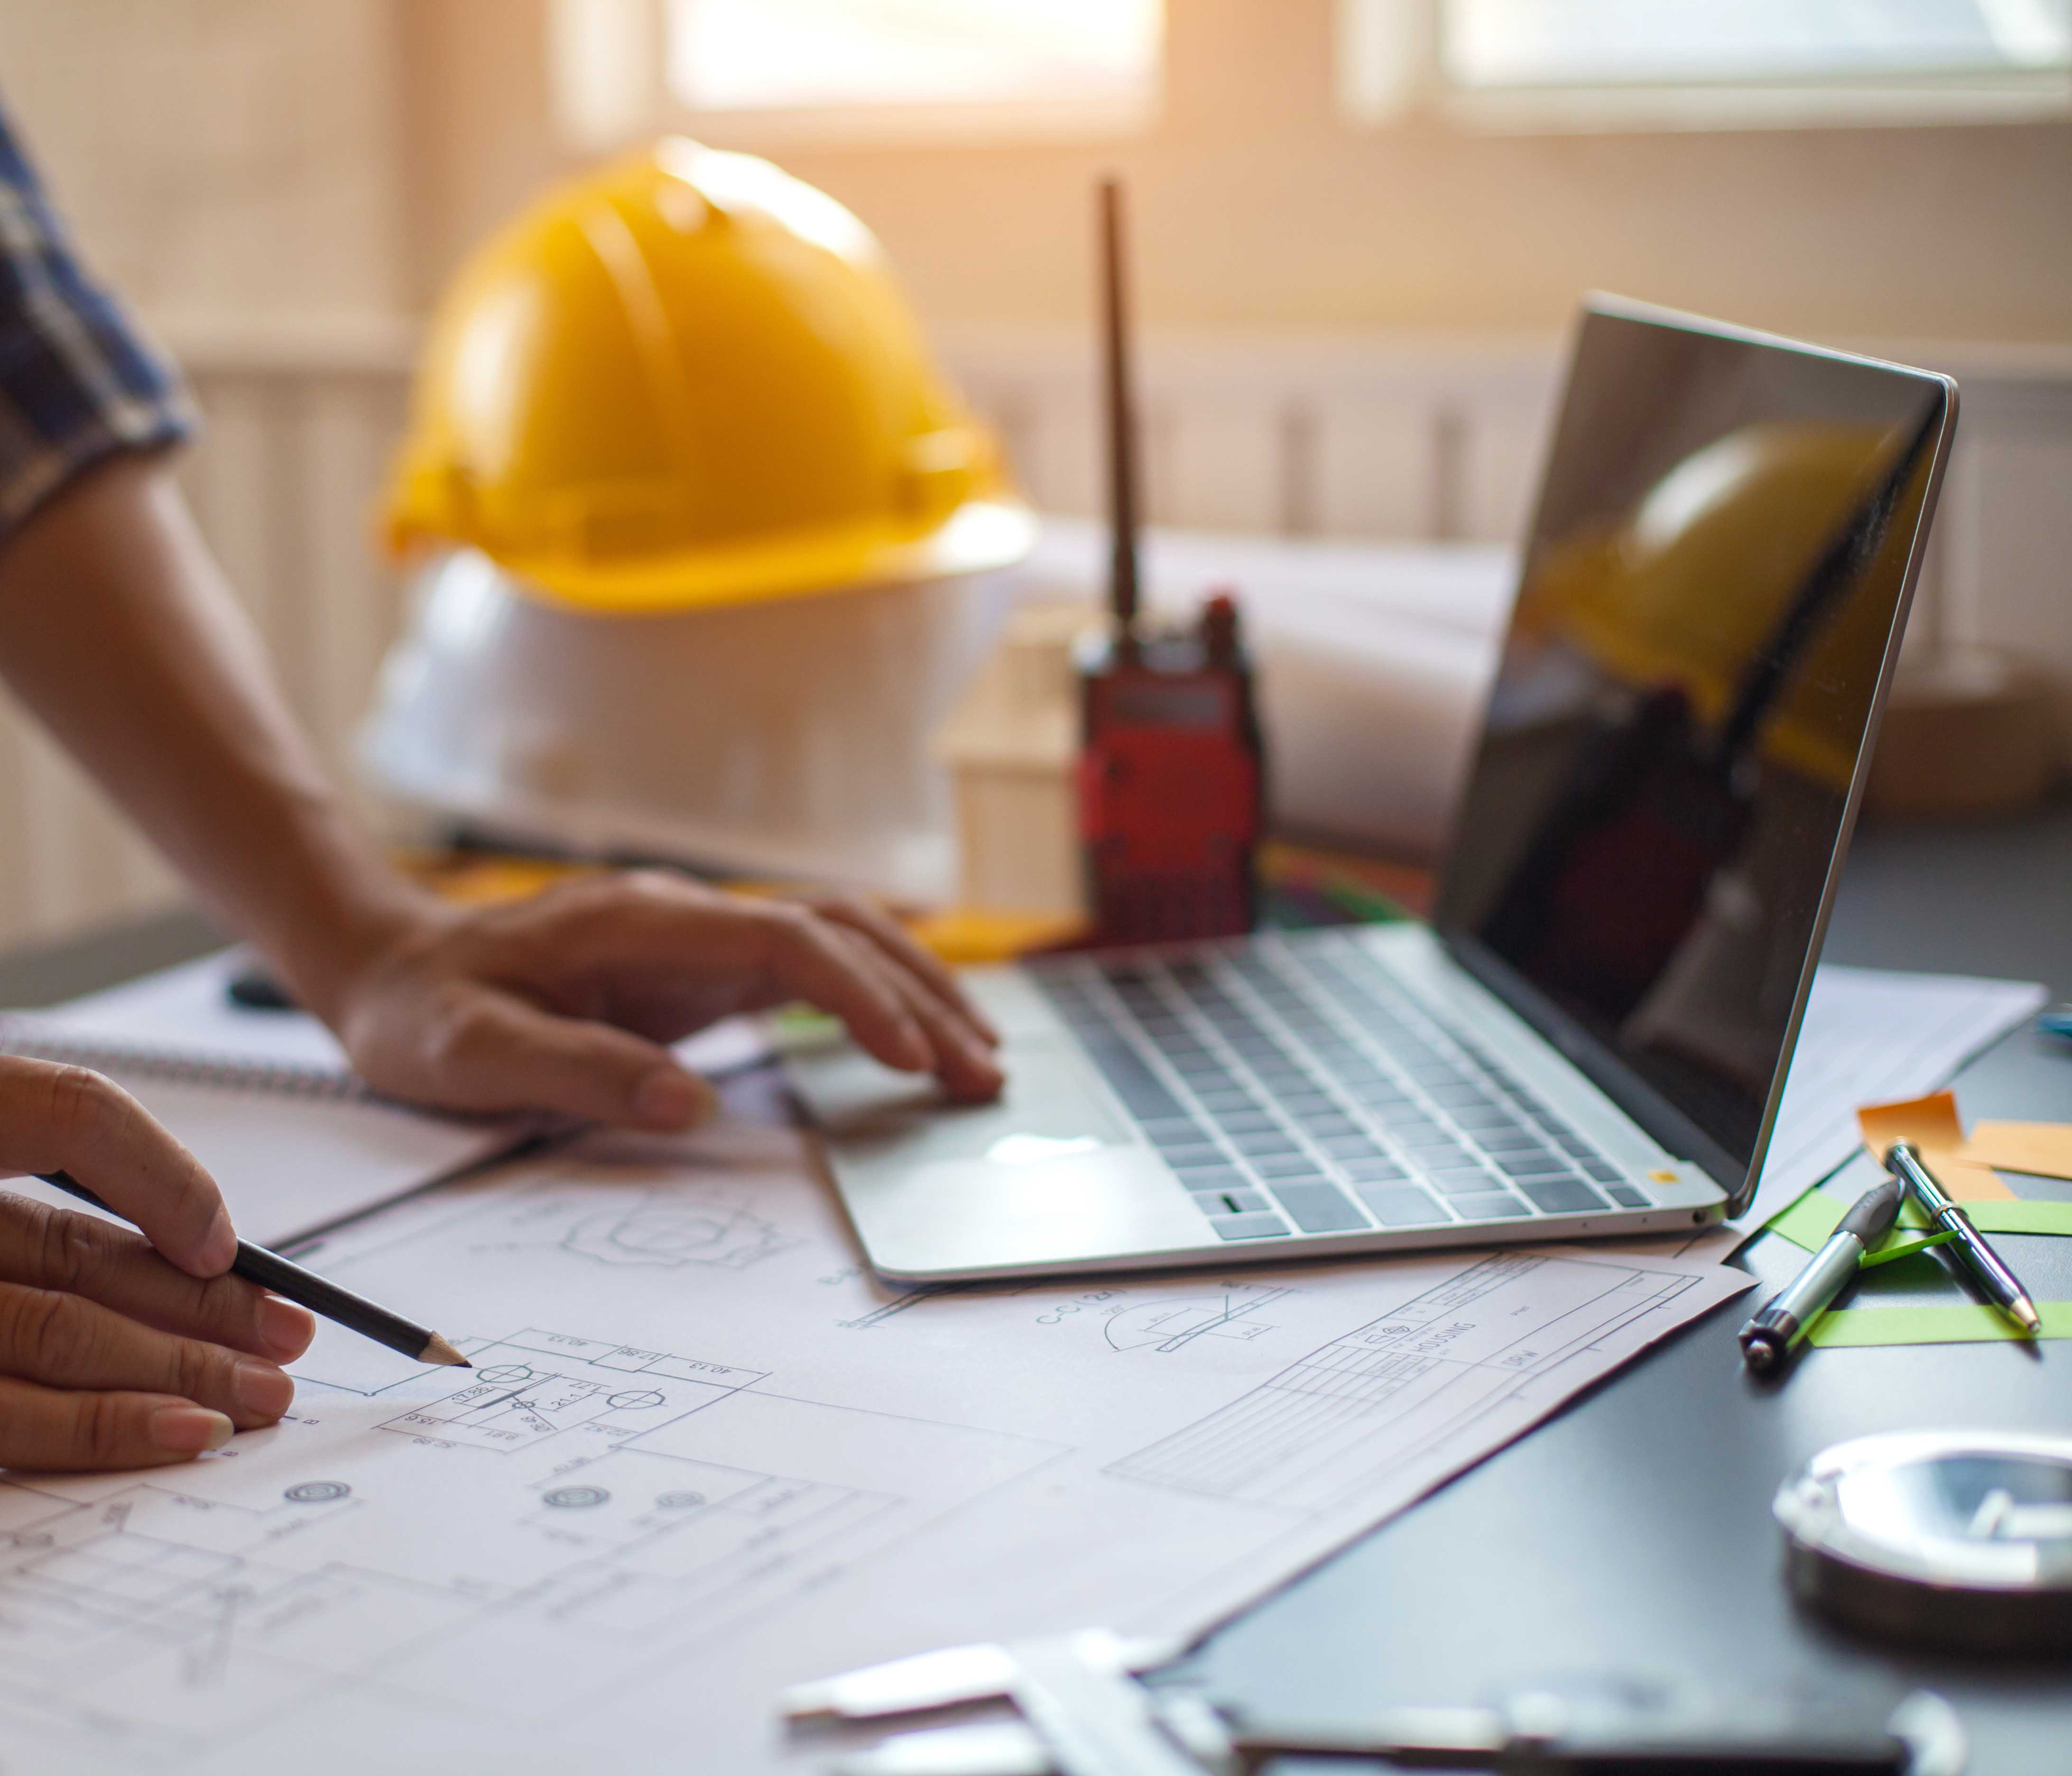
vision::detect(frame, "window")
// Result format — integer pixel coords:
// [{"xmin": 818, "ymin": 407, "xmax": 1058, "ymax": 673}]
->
[
  {"xmin": 550, "ymin": 0, "xmax": 1162, "ymax": 150},
  {"xmin": 1340, "ymin": 0, "xmax": 2072, "ymax": 130}
]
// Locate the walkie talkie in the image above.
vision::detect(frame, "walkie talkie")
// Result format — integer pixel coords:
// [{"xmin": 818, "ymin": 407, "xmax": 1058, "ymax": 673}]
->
[{"xmin": 1077, "ymin": 178, "xmax": 1264, "ymax": 946}]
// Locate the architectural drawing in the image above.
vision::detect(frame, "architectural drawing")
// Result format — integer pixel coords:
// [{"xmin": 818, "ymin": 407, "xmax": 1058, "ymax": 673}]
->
[
  {"xmin": 1108, "ymin": 1253, "xmax": 1702, "ymax": 1510},
  {"xmin": 0, "ymin": 1325, "xmax": 1066, "ymax": 1764},
  {"xmin": 0, "ymin": 1125, "xmax": 1748, "ymax": 1776}
]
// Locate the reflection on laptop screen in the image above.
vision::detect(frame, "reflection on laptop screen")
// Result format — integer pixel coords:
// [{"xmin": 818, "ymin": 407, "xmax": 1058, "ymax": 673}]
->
[{"xmin": 1434, "ymin": 301, "xmax": 1949, "ymax": 1186}]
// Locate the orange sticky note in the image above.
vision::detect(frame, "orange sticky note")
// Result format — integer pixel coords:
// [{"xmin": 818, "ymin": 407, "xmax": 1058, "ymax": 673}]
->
[
  {"xmin": 1958, "ymin": 1121, "xmax": 2072, "ymax": 1184},
  {"xmin": 1856, "ymin": 1091, "xmax": 2013, "ymax": 1201}
]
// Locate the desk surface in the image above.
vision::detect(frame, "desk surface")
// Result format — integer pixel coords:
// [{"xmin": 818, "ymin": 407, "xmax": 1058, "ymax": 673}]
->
[
  {"xmin": 1193, "ymin": 800, "xmax": 2072, "ymax": 1771},
  {"xmin": 4, "ymin": 805, "xmax": 2070, "ymax": 1767}
]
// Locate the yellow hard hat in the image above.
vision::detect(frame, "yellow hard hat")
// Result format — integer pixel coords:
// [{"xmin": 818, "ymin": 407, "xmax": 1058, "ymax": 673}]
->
[
  {"xmin": 383, "ymin": 139, "xmax": 1033, "ymax": 613},
  {"xmin": 1526, "ymin": 421, "xmax": 1926, "ymax": 788}
]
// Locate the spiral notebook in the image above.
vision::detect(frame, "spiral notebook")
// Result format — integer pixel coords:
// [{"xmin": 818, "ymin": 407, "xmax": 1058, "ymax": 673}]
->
[
  {"xmin": 0, "ymin": 948, "xmax": 774, "ymax": 1249},
  {"xmin": 0, "ymin": 952, "xmax": 539, "ymax": 1248}
]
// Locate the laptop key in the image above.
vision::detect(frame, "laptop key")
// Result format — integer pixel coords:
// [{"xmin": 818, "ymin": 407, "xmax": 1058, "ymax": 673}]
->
[
  {"xmin": 1357, "ymin": 1184, "xmax": 1449, "ymax": 1227},
  {"xmin": 1255, "ymin": 1154, "xmax": 1329, "ymax": 1179},
  {"xmin": 1394, "ymin": 1124, "xmax": 1455, "ymax": 1147},
  {"xmin": 1270, "ymin": 1183, "xmax": 1370, "ymax": 1234},
  {"xmin": 1160, "ymin": 1144, "xmax": 1229, "ymax": 1171},
  {"xmin": 1606, "ymin": 1184, "xmax": 1653, "ymax": 1209},
  {"xmin": 1427, "ymin": 1170, "xmax": 1504, "ymax": 1197},
  {"xmin": 1340, "ymin": 1157, "xmax": 1408, "ymax": 1183},
  {"xmin": 1492, "ymin": 1149, "xmax": 1563, "ymax": 1177},
  {"xmin": 1426, "ymin": 1085, "xmax": 1492, "ymax": 1108},
  {"xmin": 1517, "ymin": 1176, "xmax": 1610, "ymax": 1214},
  {"xmin": 1195, "ymin": 1091, "xmax": 1262, "ymax": 1116},
  {"xmin": 1077, "ymin": 1032, "xmax": 1183, "ymax": 1121},
  {"xmin": 1318, "ymin": 1135, "xmax": 1383, "ymax": 1158},
  {"xmin": 1208, "ymin": 1212, "xmax": 1291, "ymax": 1240},
  {"xmin": 1230, "ymin": 1133, "xmax": 1301, "ymax": 1159},
  {"xmin": 1582, "ymin": 1160, "xmax": 1627, "ymax": 1183},
  {"xmin": 1141, "ymin": 1118, "xmax": 1209, "ymax": 1147},
  {"xmin": 1450, "ymin": 1191, "xmax": 1533, "ymax": 1220},
  {"xmin": 1477, "ymin": 1128, "xmax": 1545, "ymax": 1152},
  {"xmin": 1190, "ymin": 1186, "xmax": 1274, "ymax": 1214},
  {"xmin": 1169, "ymin": 1164, "xmax": 1248, "ymax": 1193}
]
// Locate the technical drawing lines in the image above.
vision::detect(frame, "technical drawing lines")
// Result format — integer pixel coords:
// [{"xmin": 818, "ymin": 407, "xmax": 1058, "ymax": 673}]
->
[
  {"xmin": 377, "ymin": 1329, "xmax": 764, "ymax": 1452},
  {"xmin": 1102, "ymin": 1286, "xmax": 1292, "ymax": 1354},
  {"xmin": 1106, "ymin": 1256, "xmax": 1701, "ymax": 1506},
  {"xmin": 561, "ymin": 1188, "xmax": 798, "ymax": 1270},
  {"xmin": 459, "ymin": 1184, "xmax": 805, "ymax": 1273},
  {"xmin": 836, "ymin": 1283, "xmax": 973, "ymax": 1330}
]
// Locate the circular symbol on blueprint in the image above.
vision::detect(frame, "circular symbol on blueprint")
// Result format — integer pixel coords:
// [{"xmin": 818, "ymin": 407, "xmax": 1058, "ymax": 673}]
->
[
  {"xmin": 284, "ymin": 1482, "xmax": 351, "ymax": 1504},
  {"xmin": 655, "ymin": 1491, "xmax": 705, "ymax": 1510},
  {"xmin": 542, "ymin": 1486, "xmax": 611, "ymax": 1509},
  {"xmin": 606, "ymin": 1390, "xmax": 667, "ymax": 1411},
  {"xmin": 477, "ymin": 1365, "xmax": 536, "ymax": 1384}
]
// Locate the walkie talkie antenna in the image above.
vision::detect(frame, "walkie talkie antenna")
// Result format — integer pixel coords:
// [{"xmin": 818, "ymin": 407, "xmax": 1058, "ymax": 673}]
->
[{"xmin": 1099, "ymin": 176, "xmax": 1141, "ymax": 649}]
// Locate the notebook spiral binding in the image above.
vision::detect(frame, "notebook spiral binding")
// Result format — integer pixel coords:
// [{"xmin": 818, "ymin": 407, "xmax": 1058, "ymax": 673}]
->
[{"xmin": 0, "ymin": 1018, "xmax": 376, "ymax": 1104}]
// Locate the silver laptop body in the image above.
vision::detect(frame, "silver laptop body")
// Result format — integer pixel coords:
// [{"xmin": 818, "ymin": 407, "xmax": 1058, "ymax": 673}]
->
[{"xmin": 789, "ymin": 298, "xmax": 1957, "ymax": 1282}]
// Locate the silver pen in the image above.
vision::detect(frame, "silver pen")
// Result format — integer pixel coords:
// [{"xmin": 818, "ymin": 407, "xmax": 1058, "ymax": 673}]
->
[
  {"xmin": 1740, "ymin": 1174, "xmax": 1903, "ymax": 1371},
  {"xmin": 1886, "ymin": 1138, "xmax": 2043, "ymax": 1337}
]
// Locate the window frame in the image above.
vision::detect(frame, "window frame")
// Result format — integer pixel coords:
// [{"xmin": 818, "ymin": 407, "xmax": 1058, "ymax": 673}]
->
[
  {"xmin": 549, "ymin": 0, "xmax": 1162, "ymax": 154},
  {"xmin": 1337, "ymin": 0, "xmax": 2072, "ymax": 133}
]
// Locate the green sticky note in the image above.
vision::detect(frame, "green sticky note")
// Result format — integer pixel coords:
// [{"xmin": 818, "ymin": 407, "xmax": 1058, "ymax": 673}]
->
[
  {"xmin": 1762, "ymin": 1186, "xmax": 1947, "ymax": 1265},
  {"xmin": 1968, "ymin": 1200, "xmax": 2072, "ymax": 1236},
  {"xmin": 1764, "ymin": 1184, "xmax": 2072, "ymax": 1261},
  {"xmin": 1807, "ymin": 1300, "xmax": 2072, "ymax": 1347}
]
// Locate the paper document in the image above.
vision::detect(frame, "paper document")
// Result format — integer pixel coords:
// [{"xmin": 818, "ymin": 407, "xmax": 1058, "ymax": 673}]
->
[
  {"xmin": 28, "ymin": 947, "xmax": 772, "ymax": 1081},
  {"xmin": 0, "ymin": 949, "xmax": 771, "ymax": 1246},
  {"xmin": 0, "ymin": 1117, "xmax": 1749, "ymax": 1774},
  {"xmin": 1739, "ymin": 965, "xmax": 2045, "ymax": 1232}
]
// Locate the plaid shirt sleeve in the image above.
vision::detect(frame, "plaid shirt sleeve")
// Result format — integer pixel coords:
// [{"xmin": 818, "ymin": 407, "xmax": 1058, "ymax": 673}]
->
[{"xmin": 0, "ymin": 100, "xmax": 194, "ymax": 538}]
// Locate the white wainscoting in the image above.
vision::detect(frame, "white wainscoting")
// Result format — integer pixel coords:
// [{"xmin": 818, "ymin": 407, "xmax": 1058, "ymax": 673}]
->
[{"xmin": 0, "ymin": 320, "xmax": 2065, "ymax": 957}]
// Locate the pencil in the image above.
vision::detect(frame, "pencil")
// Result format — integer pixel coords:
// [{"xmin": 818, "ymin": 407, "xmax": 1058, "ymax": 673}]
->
[{"xmin": 35, "ymin": 1170, "xmax": 470, "ymax": 1368}]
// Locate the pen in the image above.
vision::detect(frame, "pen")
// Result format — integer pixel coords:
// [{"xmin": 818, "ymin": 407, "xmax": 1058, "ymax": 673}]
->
[
  {"xmin": 1884, "ymin": 1139, "xmax": 2043, "ymax": 1338},
  {"xmin": 35, "ymin": 1170, "xmax": 471, "ymax": 1368},
  {"xmin": 1739, "ymin": 1175, "xmax": 1902, "ymax": 1372}
]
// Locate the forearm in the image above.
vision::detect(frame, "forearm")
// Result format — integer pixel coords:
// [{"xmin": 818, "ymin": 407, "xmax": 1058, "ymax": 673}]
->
[{"xmin": 0, "ymin": 452, "xmax": 439, "ymax": 1021}]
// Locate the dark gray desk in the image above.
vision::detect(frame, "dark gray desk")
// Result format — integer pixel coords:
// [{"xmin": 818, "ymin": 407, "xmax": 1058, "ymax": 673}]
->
[
  {"xmin": 1193, "ymin": 800, "xmax": 2072, "ymax": 1772},
  {"xmin": 4, "ymin": 806, "xmax": 2069, "ymax": 1769}
]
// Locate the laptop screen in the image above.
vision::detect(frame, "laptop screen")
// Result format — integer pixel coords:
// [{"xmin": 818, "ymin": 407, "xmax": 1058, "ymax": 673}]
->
[{"xmin": 1433, "ymin": 300, "xmax": 1951, "ymax": 1201}]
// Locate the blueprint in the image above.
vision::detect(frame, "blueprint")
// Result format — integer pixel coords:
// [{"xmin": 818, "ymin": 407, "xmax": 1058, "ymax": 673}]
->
[{"xmin": 0, "ymin": 1119, "xmax": 1749, "ymax": 1773}]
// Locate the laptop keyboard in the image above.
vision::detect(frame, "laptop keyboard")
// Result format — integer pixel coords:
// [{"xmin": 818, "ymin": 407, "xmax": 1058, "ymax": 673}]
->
[{"xmin": 1027, "ymin": 931, "xmax": 1657, "ymax": 1242}]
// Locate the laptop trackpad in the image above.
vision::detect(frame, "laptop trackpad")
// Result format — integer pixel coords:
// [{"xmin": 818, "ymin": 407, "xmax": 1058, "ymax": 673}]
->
[{"xmin": 790, "ymin": 1035, "xmax": 1130, "ymax": 1164}]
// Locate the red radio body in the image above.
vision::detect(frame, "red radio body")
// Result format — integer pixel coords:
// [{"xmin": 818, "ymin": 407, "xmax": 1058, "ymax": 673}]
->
[{"xmin": 1078, "ymin": 598, "xmax": 1263, "ymax": 944}]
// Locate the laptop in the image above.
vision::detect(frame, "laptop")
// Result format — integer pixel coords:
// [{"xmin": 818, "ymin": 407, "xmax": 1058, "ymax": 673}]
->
[{"xmin": 788, "ymin": 296, "xmax": 1957, "ymax": 1281}]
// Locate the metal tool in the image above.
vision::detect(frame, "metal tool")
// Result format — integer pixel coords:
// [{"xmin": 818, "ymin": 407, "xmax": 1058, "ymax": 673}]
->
[
  {"xmin": 1778, "ymin": 1429, "xmax": 2072, "ymax": 1654},
  {"xmin": 1739, "ymin": 1175, "xmax": 1903, "ymax": 1370},
  {"xmin": 784, "ymin": 1629, "xmax": 1196, "ymax": 1776},
  {"xmin": 1885, "ymin": 1138, "xmax": 2042, "ymax": 1335},
  {"xmin": 790, "ymin": 1633, "xmax": 1965, "ymax": 1776}
]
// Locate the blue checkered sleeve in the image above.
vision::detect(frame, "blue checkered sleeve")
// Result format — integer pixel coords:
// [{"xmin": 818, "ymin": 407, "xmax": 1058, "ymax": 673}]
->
[{"xmin": 0, "ymin": 101, "xmax": 194, "ymax": 537}]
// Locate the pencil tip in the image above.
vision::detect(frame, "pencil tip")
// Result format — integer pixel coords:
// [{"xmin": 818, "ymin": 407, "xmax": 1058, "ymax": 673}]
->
[{"xmin": 422, "ymin": 1334, "xmax": 471, "ymax": 1367}]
